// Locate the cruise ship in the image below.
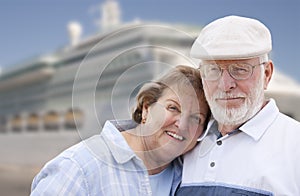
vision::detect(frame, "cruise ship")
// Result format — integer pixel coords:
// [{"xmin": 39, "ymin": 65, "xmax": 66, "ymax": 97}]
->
[
  {"xmin": 0, "ymin": 0, "xmax": 300, "ymax": 195},
  {"xmin": 0, "ymin": 0, "xmax": 201, "ymax": 169}
]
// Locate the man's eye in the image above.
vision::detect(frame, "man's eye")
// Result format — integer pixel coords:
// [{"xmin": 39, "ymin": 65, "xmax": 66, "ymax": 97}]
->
[
  {"xmin": 231, "ymin": 64, "xmax": 251, "ymax": 74},
  {"xmin": 209, "ymin": 67, "xmax": 219, "ymax": 71},
  {"xmin": 232, "ymin": 67, "xmax": 248, "ymax": 73},
  {"xmin": 207, "ymin": 66, "xmax": 219, "ymax": 72}
]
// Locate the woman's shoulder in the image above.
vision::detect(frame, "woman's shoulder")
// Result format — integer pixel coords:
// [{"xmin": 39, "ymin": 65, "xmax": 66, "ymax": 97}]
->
[
  {"xmin": 31, "ymin": 135, "xmax": 112, "ymax": 194},
  {"xmin": 58, "ymin": 135, "xmax": 110, "ymax": 166}
]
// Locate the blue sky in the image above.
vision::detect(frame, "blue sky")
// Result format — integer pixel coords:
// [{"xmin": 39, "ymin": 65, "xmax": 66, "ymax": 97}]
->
[{"xmin": 0, "ymin": 0, "xmax": 299, "ymax": 82}]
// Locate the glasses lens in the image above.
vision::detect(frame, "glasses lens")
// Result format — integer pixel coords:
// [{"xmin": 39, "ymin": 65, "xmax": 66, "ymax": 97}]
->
[
  {"xmin": 201, "ymin": 64, "xmax": 220, "ymax": 80},
  {"xmin": 229, "ymin": 63, "xmax": 252, "ymax": 80}
]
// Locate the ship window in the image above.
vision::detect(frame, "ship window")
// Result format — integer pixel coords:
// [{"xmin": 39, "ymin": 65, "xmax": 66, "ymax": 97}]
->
[
  {"xmin": 27, "ymin": 113, "xmax": 39, "ymax": 131},
  {"xmin": 43, "ymin": 111, "xmax": 60, "ymax": 131},
  {"xmin": 64, "ymin": 109, "xmax": 84, "ymax": 130},
  {"xmin": 0, "ymin": 116, "xmax": 7, "ymax": 133},
  {"xmin": 11, "ymin": 115, "xmax": 22, "ymax": 132}
]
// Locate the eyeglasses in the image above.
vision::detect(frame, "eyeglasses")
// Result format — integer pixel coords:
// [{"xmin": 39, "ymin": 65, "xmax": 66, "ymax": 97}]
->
[{"xmin": 199, "ymin": 62, "xmax": 266, "ymax": 81}]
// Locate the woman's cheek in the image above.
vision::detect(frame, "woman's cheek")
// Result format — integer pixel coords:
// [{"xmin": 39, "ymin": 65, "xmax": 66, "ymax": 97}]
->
[{"xmin": 148, "ymin": 106, "xmax": 168, "ymax": 129}]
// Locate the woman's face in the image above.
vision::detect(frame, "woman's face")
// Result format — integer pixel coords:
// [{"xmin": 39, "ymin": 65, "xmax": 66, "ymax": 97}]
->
[{"xmin": 141, "ymin": 86, "xmax": 209, "ymax": 162}]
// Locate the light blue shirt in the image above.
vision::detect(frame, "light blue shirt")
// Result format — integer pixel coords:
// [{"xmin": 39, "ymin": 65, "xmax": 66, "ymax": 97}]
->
[
  {"xmin": 149, "ymin": 164, "xmax": 175, "ymax": 196},
  {"xmin": 31, "ymin": 120, "xmax": 182, "ymax": 196}
]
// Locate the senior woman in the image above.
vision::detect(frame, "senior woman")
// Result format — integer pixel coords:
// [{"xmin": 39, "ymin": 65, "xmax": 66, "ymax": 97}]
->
[{"xmin": 31, "ymin": 65, "xmax": 210, "ymax": 196}]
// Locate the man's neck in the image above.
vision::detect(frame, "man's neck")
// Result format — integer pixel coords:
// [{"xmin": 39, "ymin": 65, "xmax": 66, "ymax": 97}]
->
[
  {"xmin": 218, "ymin": 124, "xmax": 241, "ymax": 136},
  {"xmin": 217, "ymin": 100, "xmax": 269, "ymax": 136}
]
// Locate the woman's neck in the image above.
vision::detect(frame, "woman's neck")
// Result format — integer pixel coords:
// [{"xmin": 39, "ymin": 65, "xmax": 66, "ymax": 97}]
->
[{"xmin": 121, "ymin": 128, "xmax": 171, "ymax": 175}]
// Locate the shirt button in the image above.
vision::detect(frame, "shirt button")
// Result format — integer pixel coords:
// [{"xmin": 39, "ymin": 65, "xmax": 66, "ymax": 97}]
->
[
  {"xmin": 210, "ymin": 162, "xmax": 215, "ymax": 167},
  {"xmin": 217, "ymin": 140, "xmax": 222, "ymax": 145}
]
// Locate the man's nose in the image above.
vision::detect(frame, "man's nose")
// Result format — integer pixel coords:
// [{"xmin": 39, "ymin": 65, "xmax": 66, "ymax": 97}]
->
[{"xmin": 217, "ymin": 69, "xmax": 237, "ymax": 91}]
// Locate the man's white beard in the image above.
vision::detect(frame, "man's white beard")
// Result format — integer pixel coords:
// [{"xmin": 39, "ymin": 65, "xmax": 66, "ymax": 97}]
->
[{"xmin": 205, "ymin": 75, "xmax": 265, "ymax": 126}]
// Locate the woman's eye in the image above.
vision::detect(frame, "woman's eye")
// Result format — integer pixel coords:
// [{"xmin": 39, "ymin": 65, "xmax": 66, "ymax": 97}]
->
[
  {"xmin": 167, "ymin": 105, "xmax": 180, "ymax": 112},
  {"xmin": 190, "ymin": 115, "xmax": 202, "ymax": 124}
]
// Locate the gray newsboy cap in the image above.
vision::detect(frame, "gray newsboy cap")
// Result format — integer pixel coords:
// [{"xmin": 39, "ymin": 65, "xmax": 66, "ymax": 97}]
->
[{"xmin": 191, "ymin": 15, "xmax": 272, "ymax": 60}]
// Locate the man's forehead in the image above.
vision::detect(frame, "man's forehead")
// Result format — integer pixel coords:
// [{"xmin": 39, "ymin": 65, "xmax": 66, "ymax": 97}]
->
[{"xmin": 201, "ymin": 57, "xmax": 260, "ymax": 65}]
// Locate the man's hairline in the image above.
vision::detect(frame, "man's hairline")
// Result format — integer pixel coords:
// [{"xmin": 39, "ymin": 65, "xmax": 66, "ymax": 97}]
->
[{"xmin": 197, "ymin": 53, "xmax": 270, "ymax": 67}]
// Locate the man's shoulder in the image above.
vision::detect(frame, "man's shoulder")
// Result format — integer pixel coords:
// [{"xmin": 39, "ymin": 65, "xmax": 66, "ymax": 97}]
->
[{"xmin": 276, "ymin": 112, "xmax": 300, "ymax": 130}]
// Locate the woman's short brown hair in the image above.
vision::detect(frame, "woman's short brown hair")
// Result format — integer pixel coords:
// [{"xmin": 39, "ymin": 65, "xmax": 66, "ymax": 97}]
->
[{"xmin": 132, "ymin": 65, "xmax": 208, "ymax": 123}]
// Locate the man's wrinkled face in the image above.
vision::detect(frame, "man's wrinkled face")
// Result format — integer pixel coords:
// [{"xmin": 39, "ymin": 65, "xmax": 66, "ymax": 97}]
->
[{"xmin": 201, "ymin": 58, "xmax": 265, "ymax": 126}]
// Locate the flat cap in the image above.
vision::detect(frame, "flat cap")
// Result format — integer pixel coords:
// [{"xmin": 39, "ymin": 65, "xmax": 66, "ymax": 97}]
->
[{"xmin": 191, "ymin": 15, "xmax": 272, "ymax": 60}]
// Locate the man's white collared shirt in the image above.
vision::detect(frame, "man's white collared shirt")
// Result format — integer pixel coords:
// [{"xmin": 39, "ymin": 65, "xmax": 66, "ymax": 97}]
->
[{"xmin": 178, "ymin": 99, "xmax": 300, "ymax": 196}]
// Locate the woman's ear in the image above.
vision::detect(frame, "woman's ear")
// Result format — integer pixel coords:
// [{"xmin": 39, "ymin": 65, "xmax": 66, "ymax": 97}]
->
[
  {"xmin": 141, "ymin": 102, "xmax": 149, "ymax": 124},
  {"xmin": 263, "ymin": 60, "xmax": 274, "ymax": 90}
]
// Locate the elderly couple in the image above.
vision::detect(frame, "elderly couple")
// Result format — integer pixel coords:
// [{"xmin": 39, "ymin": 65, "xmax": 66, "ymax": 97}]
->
[{"xmin": 31, "ymin": 16, "xmax": 300, "ymax": 196}]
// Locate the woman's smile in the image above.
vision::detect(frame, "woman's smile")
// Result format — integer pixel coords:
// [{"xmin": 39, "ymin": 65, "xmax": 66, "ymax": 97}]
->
[{"xmin": 165, "ymin": 131, "xmax": 185, "ymax": 141}]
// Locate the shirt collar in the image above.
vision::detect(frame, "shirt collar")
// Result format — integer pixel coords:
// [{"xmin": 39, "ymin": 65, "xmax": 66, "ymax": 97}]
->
[
  {"xmin": 102, "ymin": 120, "xmax": 140, "ymax": 164},
  {"xmin": 239, "ymin": 98, "xmax": 279, "ymax": 141},
  {"xmin": 207, "ymin": 99, "xmax": 279, "ymax": 141}
]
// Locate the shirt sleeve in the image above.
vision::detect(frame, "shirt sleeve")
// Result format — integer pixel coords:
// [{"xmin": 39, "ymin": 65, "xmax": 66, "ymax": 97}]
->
[{"xmin": 30, "ymin": 156, "xmax": 89, "ymax": 195}]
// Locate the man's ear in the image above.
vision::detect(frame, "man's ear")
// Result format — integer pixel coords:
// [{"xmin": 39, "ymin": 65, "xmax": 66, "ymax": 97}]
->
[{"xmin": 263, "ymin": 60, "xmax": 274, "ymax": 90}]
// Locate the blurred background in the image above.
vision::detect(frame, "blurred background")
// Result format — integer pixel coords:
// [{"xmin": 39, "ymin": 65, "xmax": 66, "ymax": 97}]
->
[{"xmin": 0, "ymin": 0, "xmax": 299, "ymax": 195}]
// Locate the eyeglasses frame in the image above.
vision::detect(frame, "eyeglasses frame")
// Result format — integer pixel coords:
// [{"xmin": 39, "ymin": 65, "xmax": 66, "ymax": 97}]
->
[{"xmin": 198, "ymin": 62, "xmax": 267, "ymax": 81}]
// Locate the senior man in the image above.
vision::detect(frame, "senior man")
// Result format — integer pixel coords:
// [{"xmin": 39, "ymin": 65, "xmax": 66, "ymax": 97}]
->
[{"xmin": 176, "ymin": 15, "xmax": 300, "ymax": 196}]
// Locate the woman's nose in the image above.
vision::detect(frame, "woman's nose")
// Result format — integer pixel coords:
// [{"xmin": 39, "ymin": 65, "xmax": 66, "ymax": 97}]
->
[{"xmin": 174, "ymin": 114, "xmax": 188, "ymax": 130}]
